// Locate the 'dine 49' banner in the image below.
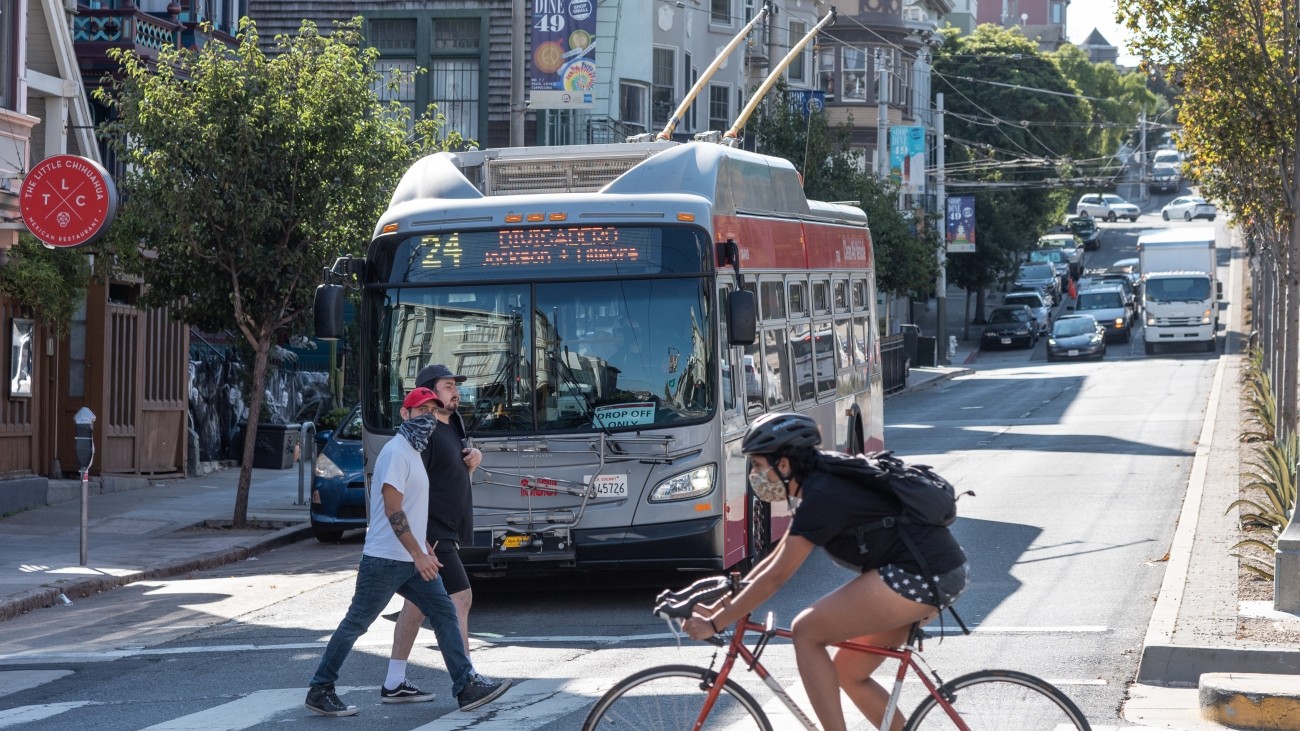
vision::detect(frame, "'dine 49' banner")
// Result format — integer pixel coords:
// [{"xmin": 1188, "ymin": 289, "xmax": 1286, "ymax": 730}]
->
[{"xmin": 530, "ymin": 0, "xmax": 597, "ymax": 109}]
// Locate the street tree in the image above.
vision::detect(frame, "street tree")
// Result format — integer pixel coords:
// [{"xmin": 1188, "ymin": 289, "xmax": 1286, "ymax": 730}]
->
[
  {"xmin": 96, "ymin": 18, "xmax": 462, "ymax": 526},
  {"xmin": 1051, "ymin": 43, "xmax": 1163, "ymax": 174},
  {"xmin": 1119, "ymin": 0, "xmax": 1300, "ymax": 427},
  {"xmin": 932, "ymin": 25, "xmax": 1090, "ymax": 318},
  {"xmin": 749, "ymin": 90, "xmax": 936, "ymax": 296}
]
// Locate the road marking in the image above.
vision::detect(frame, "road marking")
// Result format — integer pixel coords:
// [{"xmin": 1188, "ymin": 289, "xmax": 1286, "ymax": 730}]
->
[
  {"xmin": 411, "ymin": 678, "xmax": 611, "ymax": 729},
  {"xmin": 138, "ymin": 686, "xmax": 370, "ymax": 730},
  {"xmin": 0, "ymin": 701, "xmax": 100, "ymax": 728}
]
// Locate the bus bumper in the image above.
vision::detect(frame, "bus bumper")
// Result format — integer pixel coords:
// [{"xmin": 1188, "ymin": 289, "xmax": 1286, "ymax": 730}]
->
[{"xmin": 464, "ymin": 515, "xmax": 724, "ymax": 572}]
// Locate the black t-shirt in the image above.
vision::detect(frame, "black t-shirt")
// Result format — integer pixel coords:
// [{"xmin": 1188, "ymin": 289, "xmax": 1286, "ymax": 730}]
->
[
  {"xmin": 423, "ymin": 414, "xmax": 473, "ymax": 544},
  {"xmin": 789, "ymin": 469, "xmax": 966, "ymax": 575}
]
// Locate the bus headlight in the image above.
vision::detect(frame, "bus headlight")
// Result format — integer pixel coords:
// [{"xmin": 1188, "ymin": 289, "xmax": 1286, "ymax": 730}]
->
[{"xmin": 649, "ymin": 465, "xmax": 716, "ymax": 502}]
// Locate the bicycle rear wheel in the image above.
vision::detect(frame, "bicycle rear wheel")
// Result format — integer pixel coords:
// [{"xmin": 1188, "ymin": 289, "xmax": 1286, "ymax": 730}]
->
[
  {"xmin": 582, "ymin": 664, "xmax": 772, "ymax": 731},
  {"xmin": 904, "ymin": 669, "xmax": 1091, "ymax": 730}
]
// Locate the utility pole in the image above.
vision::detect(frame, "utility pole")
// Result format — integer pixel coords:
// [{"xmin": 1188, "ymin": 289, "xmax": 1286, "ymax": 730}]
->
[
  {"xmin": 1138, "ymin": 107, "xmax": 1147, "ymax": 201},
  {"xmin": 509, "ymin": 0, "xmax": 525, "ymax": 146},
  {"xmin": 935, "ymin": 93, "xmax": 948, "ymax": 364},
  {"xmin": 876, "ymin": 50, "xmax": 889, "ymax": 176}
]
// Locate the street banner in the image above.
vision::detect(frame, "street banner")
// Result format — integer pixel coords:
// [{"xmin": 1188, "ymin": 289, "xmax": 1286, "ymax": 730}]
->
[
  {"xmin": 946, "ymin": 196, "xmax": 976, "ymax": 253},
  {"xmin": 788, "ymin": 89, "xmax": 826, "ymax": 118},
  {"xmin": 889, "ymin": 125, "xmax": 926, "ymax": 194},
  {"xmin": 530, "ymin": 0, "xmax": 596, "ymax": 109}
]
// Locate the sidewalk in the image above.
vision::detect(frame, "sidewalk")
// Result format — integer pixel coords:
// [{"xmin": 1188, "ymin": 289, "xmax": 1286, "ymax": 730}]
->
[{"xmin": 0, "ymin": 464, "xmax": 312, "ymax": 622}]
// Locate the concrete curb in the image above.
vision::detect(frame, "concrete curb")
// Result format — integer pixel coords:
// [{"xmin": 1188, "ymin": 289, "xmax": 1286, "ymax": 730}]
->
[
  {"xmin": 889, "ymin": 368, "xmax": 973, "ymax": 399},
  {"xmin": 1200, "ymin": 672, "xmax": 1300, "ymax": 731},
  {"xmin": 0, "ymin": 522, "xmax": 312, "ymax": 623}
]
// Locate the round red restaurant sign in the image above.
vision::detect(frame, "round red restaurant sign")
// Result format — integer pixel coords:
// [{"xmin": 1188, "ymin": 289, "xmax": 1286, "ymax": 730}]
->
[{"xmin": 19, "ymin": 155, "xmax": 118, "ymax": 249}]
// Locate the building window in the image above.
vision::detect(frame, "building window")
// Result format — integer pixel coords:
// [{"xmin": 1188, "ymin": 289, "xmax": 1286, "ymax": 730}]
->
[
  {"xmin": 620, "ymin": 81, "xmax": 649, "ymax": 132},
  {"xmin": 787, "ymin": 20, "xmax": 808, "ymax": 84},
  {"xmin": 1050, "ymin": 1, "xmax": 1064, "ymax": 24},
  {"xmin": 430, "ymin": 59, "xmax": 480, "ymax": 141},
  {"xmin": 842, "ymin": 47, "xmax": 867, "ymax": 102},
  {"xmin": 898, "ymin": 57, "xmax": 913, "ymax": 113},
  {"xmin": 652, "ymin": 47, "xmax": 676, "ymax": 129},
  {"xmin": 433, "ymin": 17, "xmax": 479, "ymax": 50},
  {"xmin": 708, "ymin": 84, "xmax": 731, "ymax": 132},
  {"xmin": 711, "ymin": 0, "xmax": 731, "ymax": 24},
  {"xmin": 0, "ymin": 0, "xmax": 16, "ymax": 109}
]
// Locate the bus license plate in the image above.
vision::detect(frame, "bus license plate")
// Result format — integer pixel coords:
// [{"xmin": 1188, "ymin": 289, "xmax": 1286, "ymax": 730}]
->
[{"xmin": 584, "ymin": 474, "xmax": 628, "ymax": 498}]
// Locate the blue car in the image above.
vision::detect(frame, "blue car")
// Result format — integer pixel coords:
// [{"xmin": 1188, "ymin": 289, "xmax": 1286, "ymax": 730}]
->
[{"xmin": 310, "ymin": 406, "xmax": 366, "ymax": 542}]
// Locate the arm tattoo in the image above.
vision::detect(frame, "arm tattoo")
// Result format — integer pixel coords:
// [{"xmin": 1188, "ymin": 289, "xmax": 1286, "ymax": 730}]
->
[{"xmin": 388, "ymin": 510, "xmax": 411, "ymax": 538}]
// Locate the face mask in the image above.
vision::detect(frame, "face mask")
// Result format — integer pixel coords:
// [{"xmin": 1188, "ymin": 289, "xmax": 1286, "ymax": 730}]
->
[
  {"xmin": 399, "ymin": 414, "xmax": 436, "ymax": 452},
  {"xmin": 748, "ymin": 465, "xmax": 788, "ymax": 503}
]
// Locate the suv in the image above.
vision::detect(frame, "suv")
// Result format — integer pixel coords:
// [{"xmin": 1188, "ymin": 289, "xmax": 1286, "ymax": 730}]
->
[
  {"xmin": 1037, "ymin": 232, "xmax": 1083, "ymax": 279},
  {"xmin": 1003, "ymin": 290, "xmax": 1051, "ymax": 334},
  {"xmin": 1065, "ymin": 214, "xmax": 1101, "ymax": 251},
  {"xmin": 1068, "ymin": 283, "xmax": 1134, "ymax": 342},
  {"xmin": 1151, "ymin": 162, "xmax": 1182, "ymax": 193},
  {"xmin": 1076, "ymin": 193, "xmax": 1141, "ymax": 222},
  {"xmin": 1014, "ymin": 262, "xmax": 1061, "ymax": 305}
]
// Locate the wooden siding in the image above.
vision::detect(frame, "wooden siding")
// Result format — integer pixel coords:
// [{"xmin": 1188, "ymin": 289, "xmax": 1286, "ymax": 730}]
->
[{"xmin": 0, "ymin": 297, "xmax": 37, "ymax": 477}]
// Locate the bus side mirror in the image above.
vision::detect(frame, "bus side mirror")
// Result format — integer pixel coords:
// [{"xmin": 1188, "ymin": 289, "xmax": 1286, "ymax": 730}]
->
[
  {"xmin": 315, "ymin": 284, "xmax": 345, "ymax": 340},
  {"xmin": 728, "ymin": 289, "xmax": 757, "ymax": 345}
]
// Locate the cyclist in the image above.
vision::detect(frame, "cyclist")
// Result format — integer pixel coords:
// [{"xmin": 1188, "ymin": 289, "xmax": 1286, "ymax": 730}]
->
[{"xmin": 683, "ymin": 413, "xmax": 969, "ymax": 731}]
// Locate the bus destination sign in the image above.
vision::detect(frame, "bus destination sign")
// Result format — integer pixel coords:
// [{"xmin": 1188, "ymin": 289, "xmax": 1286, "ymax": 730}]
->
[{"xmin": 417, "ymin": 226, "xmax": 642, "ymax": 270}]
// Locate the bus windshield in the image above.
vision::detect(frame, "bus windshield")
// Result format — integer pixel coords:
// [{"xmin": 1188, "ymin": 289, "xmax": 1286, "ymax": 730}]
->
[{"xmin": 369, "ymin": 278, "xmax": 715, "ymax": 434}]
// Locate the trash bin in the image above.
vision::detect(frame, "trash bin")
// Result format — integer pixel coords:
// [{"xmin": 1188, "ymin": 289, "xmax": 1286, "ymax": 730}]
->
[
  {"xmin": 899, "ymin": 324, "xmax": 920, "ymax": 366},
  {"xmin": 916, "ymin": 336, "xmax": 938, "ymax": 367}
]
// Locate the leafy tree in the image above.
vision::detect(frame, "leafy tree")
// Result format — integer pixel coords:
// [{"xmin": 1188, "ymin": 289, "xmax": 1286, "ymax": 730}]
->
[
  {"xmin": 1119, "ymin": 0, "xmax": 1300, "ymax": 427},
  {"xmin": 1051, "ymin": 43, "xmax": 1163, "ymax": 173},
  {"xmin": 96, "ymin": 18, "xmax": 463, "ymax": 526},
  {"xmin": 0, "ymin": 233, "xmax": 90, "ymax": 335},
  {"xmin": 933, "ymin": 25, "xmax": 1090, "ymax": 317},
  {"xmin": 749, "ymin": 90, "xmax": 936, "ymax": 296}
]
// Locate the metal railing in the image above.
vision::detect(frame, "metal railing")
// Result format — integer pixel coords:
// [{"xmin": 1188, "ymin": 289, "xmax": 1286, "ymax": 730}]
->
[{"xmin": 881, "ymin": 334, "xmax": 909, "ymax": 395}]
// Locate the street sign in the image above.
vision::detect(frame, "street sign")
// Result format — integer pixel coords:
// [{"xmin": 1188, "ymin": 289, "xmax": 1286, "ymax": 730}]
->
[{"xmin": 19, "ymin": 154, "xmax": 118, "ymax": 249}]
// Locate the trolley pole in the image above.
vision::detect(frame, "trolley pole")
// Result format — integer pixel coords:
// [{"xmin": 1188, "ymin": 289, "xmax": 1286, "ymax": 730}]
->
[{"xmin": 935, "ymin": 93, "xmax": 948, "ymax": 364}]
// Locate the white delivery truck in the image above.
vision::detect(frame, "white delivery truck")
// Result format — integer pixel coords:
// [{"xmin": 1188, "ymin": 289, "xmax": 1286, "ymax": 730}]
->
[{"xmin": 1137, "ymin": 227, "xmax": 1221, "ymax": 355}]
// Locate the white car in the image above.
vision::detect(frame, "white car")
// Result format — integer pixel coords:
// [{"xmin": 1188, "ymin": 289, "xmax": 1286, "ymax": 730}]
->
[
  {"xmin": 1076, "ymin": 193, "xmax": 1141, "ymax": 222},
  {"xmin": 1161, "ymin": 196, "xmax": 1217, "ymax": 221}
]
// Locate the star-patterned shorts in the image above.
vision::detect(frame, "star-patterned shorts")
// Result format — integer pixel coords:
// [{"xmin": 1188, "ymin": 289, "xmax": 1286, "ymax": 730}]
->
[{"xmin": 880, "ymin": 562, "xmax": 969, "ymax": 609}]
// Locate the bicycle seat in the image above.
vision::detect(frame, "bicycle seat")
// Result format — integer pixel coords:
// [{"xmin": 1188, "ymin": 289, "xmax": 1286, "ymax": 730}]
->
[{"xmin": 653, "ymin": 575, "xmax": 739, "ymax": 620}]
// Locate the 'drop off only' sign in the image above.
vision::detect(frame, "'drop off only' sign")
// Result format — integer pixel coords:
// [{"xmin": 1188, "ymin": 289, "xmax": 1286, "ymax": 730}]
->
[{"xmin": 19, "ymin": 155, "xmax": 118, "ymax": 249}]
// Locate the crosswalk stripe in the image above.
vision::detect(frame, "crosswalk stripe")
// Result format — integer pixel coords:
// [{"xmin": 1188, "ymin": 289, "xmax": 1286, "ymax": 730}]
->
[
  {"xmin": 0, "ymin": 701, "xmax": 100, "ymax": 728},
  {"xmin": 410, "ymin": 678, "xmax": 612, "ymax": 730},
  {"xmin": 138, "ymin": 686, "xmax": 370, "ymax": 730}
]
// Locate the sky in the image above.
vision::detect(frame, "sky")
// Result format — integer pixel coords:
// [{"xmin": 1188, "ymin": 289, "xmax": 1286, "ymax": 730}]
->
[{"xmin": 1066, "ymin": 0, "xmax": 1138, "ymax": 65}]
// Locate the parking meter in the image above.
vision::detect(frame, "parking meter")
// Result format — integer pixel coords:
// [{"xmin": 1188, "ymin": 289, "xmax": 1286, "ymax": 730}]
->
[
  {"xmin": 74, "ymin": 407, "xmax": 95, "ymax": 566},
  {"xmin": 74, "ymin": 407, "xmax": 96, "ymax": 473}
]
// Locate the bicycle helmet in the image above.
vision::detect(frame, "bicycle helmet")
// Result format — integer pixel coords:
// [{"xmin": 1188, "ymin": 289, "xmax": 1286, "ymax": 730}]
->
[{"xmin": 741, "ymin": 412, "xmax": 821, "ymax": 456}]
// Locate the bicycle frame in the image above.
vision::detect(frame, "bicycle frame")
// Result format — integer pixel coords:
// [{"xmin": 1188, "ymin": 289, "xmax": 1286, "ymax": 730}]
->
[{"xmin": 693, "ymin": 613, "xmax": 970, "ymax": 731}]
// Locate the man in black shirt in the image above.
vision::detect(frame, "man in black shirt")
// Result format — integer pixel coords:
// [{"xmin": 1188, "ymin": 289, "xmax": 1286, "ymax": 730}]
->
[{"xmin": 380, "ymin": 364, "xmax": 511, "ymax": 708}]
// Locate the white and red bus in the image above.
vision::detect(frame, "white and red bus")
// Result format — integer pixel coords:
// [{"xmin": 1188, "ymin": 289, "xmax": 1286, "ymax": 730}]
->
[{"xmin": 317, "ymin": 139, "xmax": 883, "ymax": 574}]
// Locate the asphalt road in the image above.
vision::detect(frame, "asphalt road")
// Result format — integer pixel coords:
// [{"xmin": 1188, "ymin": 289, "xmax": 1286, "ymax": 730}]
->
[{"xmin": 0, "ymin": 195, "xmax": 1225, "ymax": 730}]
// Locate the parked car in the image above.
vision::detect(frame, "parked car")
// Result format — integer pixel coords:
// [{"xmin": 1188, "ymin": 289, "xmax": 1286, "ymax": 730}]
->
[
  {"xmin": 1068, "ymin": 283, "xmax": 1134, "ymax": 343},
  {"xmin": 1027, "ymin": 248, "xmax": 1071, "ymax": 291},
  {"xmin": 1161, "ymin": 196, "xmax": 1217, "ymax": 221},
  {"xmin": 1076, "ymin": 193, "xmax": 1141, "ymax": 222},
  {"xmin": 310, "ymin": 405, "xmax": 366, "ymax": 542},
  {"xmin": 1003, "ymin": 290, "xmax": 1051, "ymax": 334},
  {"xmin": 1037, "ymin": 231, "xmax": 1084, "ymax": 278},
  {"xmin": 1014, "ymin": 262, "xmax": 1061, "ymax": 304},
  {"xmin": 980, "ymin": 305, "xmax": 1039, "ymax": 350},
  {"xmin": 1047, "ymin": 315, "xmax": 1107, "ymax": 361},
  {"xmin": 1065, "ymin": 214, "xmax": 1101, "ymax": 251}
]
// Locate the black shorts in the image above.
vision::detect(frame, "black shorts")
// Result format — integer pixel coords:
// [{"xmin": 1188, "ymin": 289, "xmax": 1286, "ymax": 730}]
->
[
  {"xmin": 880, "ymin": 562, "xmax": 969, "ymax": 609},
  {"xmin": 432, "ymin": 540, "xmax": 471, "ymax": 595}
]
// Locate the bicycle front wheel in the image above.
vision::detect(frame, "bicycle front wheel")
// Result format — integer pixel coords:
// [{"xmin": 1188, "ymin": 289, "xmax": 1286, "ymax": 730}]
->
[
  {"xmin": 582, "ymin": 664, "xmax": 772, "ymax": 731},
  {"xmin": 904, "ymin": 669, "xmax": 1091, "ymax": 731}
]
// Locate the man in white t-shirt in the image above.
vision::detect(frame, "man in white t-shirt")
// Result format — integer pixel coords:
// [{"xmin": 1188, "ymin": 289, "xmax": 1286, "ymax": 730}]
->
[{"xmin": 305, "ymin": 387, "xmax": 509, "ymax": 717}]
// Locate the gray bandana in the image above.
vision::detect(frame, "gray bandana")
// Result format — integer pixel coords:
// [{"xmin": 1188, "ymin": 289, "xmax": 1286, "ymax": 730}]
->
[{"xmin": 399, "ymin": 414, "xmax": 436, "ymax": 452}]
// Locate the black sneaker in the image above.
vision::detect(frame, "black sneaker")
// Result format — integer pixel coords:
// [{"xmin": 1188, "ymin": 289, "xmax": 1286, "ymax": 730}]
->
[
  {"xmin": 305, "ymin": 684, "xmax": 359, "ymax": 717},
  {"xmin": 381, "ymin": 681, "xmax": 435, "ymax": 704},
  {"xmin": 457, "ymin": 675, "xmax": 512, "ymax": 711}
]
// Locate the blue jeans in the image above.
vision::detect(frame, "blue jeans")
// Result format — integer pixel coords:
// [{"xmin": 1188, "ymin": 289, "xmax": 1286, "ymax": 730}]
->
[{"xmin": 309, "ymin": 554, "xmax": 473, "ymax": 696}]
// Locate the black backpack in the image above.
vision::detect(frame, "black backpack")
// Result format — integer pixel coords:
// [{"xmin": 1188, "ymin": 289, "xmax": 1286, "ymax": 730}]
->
[
  {"xmin": 815, "ymin": 450, "xmax": 965, "ymax": 528},
  {"xmin": 818, "ymin": 450, "xmax": 973, "ymax": 633}
]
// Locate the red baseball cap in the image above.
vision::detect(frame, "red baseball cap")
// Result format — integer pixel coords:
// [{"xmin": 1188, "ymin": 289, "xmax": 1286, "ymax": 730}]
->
[{"xmin": 402, "ymin": 387, "xmax": 443, "ymax": 409}]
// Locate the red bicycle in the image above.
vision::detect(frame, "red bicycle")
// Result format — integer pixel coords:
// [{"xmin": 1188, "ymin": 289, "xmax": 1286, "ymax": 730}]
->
[{"xmin": 582, "ymin": 576, "xmax": 1091, "ymax": 730}]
